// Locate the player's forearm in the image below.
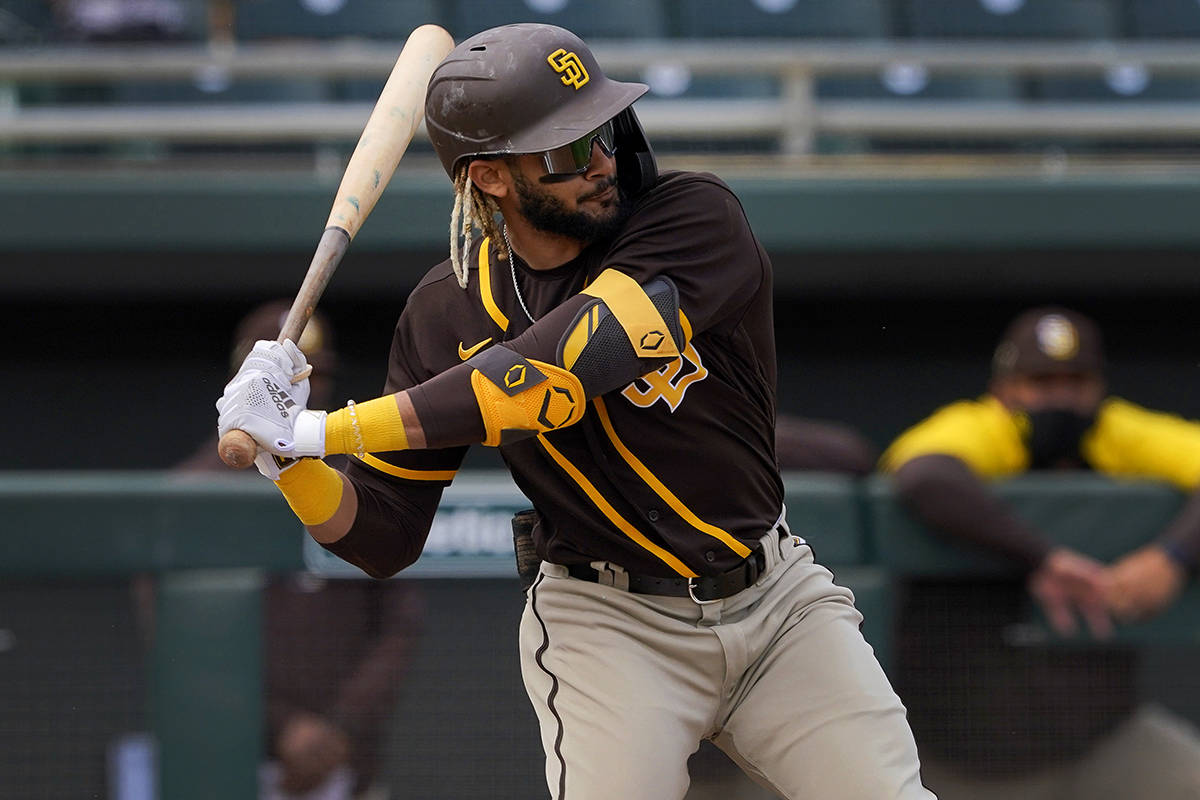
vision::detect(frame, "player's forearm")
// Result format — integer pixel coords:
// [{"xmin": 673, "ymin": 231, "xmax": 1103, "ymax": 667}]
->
[
  {"xmin": 319, "ymin": 469, "xmax": 442, "ymax": 578},
  {"xmin": 1158, "ymin": 486, "xmax": 1200, "ymax": 572},
  {"xmin": 271, "ymin": 459, "xmax": 357, "ymax": 543},
  {"xmin": 271, "ymin": 457, "xmax": 435, "ymax": 578},
  {"xmin": 315, "ymin": 276, "xmax": 684, "ymax": 454},
  {"xmin": 323, "ymin": 347, "xmax": 582, "ymax": 452},
  {"xmin": 301, "ymin": 473, "xmax": 358, "ymax": 544},
  {"xmin": 892, "ymin": 453, "xmax": 1051, "ymax": 569},
  {"xmin": 323, "ymin": 391, "xmax": 427, "ymax": 455}
]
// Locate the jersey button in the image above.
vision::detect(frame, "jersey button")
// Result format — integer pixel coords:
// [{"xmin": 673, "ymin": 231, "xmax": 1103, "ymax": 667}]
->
[
  {"xmin": 705, "ymin": 551, "xmax": 716, "ymax": 563},
  {"xmin": 647, "ymin": 509, "xmax": 660, "ymax": 522}
]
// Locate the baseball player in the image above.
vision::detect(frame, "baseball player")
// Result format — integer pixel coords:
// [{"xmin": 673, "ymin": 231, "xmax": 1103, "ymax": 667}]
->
[{"xmin": 217, "ymin": 24, "xmax": 933, "ymax": 799}]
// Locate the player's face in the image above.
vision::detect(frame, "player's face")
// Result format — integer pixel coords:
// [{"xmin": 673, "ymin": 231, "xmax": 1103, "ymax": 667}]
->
[
  {"xmin": 509, "ymin": 140, "xmax": 630, "ymax": 244},
  {"xmin": 993, "ymin": 371, "xmax": 1106, "ymax": 415}
]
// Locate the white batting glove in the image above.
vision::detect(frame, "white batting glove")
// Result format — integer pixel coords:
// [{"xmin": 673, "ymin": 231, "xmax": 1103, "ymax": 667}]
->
[
  {"xmin": 254, "ymin": 450, "xmax": 300, "ymax": 480},
  {"xmin": 229, "ymin": 339, "xmax": 312, "ymax": 407},
  {"xmin": 216, "ymin": 339, "xmax": 312, "ymax": 455}
]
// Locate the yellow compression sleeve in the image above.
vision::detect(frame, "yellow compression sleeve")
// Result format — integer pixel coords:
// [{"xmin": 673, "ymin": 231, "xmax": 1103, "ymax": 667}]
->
[
  {"xmin": 274, "ymin": 458, "xmax": 345, "ymax": 526},
  {"xmin": 325, "ymin": 395, "xmax": 410, "ymax": 455}
]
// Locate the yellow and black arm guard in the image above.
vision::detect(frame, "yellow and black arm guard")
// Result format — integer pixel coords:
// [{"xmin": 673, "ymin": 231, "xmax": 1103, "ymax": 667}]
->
[
  {"xmin": 557, "ymin": 269, "xmax": 685, "ymax": 397},
  {"xmin": 465, "ymin": 346, "xmax": 586, "ymax": 446},
  {"xmin": 406, "ymin": 270, "xmax": 685, "ymax": 449}
]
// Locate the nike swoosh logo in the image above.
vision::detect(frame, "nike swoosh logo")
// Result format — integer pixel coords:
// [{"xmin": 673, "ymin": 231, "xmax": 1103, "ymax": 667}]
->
[{"xmin": 458, "ymin": 337, "xmax": 493, "ymax": 360}]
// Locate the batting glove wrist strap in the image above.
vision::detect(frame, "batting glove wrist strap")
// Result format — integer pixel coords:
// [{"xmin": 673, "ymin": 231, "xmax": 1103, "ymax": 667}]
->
[
  {"xmin": 274, "ymin": 457, "xmax": 344, "ymax": 526},
  {"xmin": 291, "ymin": 409, "xmax": 328, "ymax": 457},
  {"xmin": 254, "ymin": 451, "xmax": 299, "ymax": 481}
]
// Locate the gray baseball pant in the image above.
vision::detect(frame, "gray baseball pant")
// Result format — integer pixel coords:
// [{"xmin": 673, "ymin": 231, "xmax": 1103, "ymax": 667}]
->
[{"xmin": 519, "ymin": 526, "xmax": 935, "ymax": 799}]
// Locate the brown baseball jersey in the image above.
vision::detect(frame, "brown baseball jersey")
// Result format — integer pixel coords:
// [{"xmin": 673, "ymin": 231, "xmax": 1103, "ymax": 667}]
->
[{"xmin": 327, "ymin": 170, "xmax": 783, "ymax": 579}]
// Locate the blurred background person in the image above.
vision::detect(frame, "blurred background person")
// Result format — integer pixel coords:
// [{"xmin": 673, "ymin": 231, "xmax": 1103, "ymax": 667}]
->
[
  {"xmin": 880, "ymin": 305, "xmax": 1200, "ymax": 799},
  {"xmin": 48, "ymin": 0, "xmax": 196, "ymax": 42},
  {"xmin": 776, "ymin": 413, "xmax": 879, "ymax": 476},
  {"xmin": 170, "ymin": 299, "xmax": 424, "ymax": 800}
]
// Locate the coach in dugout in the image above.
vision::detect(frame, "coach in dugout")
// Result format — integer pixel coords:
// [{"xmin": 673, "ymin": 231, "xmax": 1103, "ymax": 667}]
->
[{"xmin": 881, "ymin": 305, "xmax": 1200, "ymax": 799}]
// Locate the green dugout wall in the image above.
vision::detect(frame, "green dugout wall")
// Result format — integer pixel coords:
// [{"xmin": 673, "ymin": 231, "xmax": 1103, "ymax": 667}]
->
[
  {"xmin": 2, "ymin": 471, "xmax": 1199, "ymax": 797},
  {"xmin": 6, "ymin": 170, "xmax": 1200, "ymax": 295}
]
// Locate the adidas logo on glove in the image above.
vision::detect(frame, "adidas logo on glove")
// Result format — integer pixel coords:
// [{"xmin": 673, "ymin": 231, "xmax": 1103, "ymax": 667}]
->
[{"xmin": 262, "ymin": 376, "xmax": 298, "ymax": 418}]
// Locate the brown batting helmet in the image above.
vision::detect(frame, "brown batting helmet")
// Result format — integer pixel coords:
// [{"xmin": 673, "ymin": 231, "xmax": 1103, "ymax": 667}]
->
[
  {"xmin": 991, "ymin": 306, "xmax": 1105, "ymax": 377},
  {"xmin": 425, "ymin": 23, "xmax": 656, "ymax": 193}
]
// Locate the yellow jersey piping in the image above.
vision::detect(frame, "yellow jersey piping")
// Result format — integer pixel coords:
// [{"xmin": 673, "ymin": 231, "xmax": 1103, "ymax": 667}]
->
[
  {"xmin": 477, "ymin": 237, "xmax": 510, "ymax": 332},
  {"xmin": 353, "ymin": 453, "xmax": 457, "ymax": 482},
  {"xmin": 535, "ymin": 434, "xmax": 697, "ymax": 578},
  {"xmin": 592, "ymin": 396, "xmax": 751, "ymax": 558}
]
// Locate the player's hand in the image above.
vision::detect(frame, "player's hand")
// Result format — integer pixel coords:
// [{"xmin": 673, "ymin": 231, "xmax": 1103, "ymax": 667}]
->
[
  {"xmin": 1105, "ymin": 544, "xmax": 1186, "ymax": 622},
  {"xmin": 223, "ymin": 338, "xmax": 311, "ymax": 406},
  {"xmin": 276, "ymin": 710, "xmax": 351, "ymax": 794},
  {"xmin": 1028, "ymin": 547, "xmax": 1114, "ymax": 639},
  {"xmin": 216, "ymin": 339, "xmax": 311, "ymax": 454},
  {"xmin": 234, "ymin": 338, "xmax": 311, "ymax": 394}
]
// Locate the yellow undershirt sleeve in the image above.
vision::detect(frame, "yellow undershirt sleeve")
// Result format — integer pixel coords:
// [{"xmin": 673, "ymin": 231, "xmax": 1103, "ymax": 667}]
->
[
  {"xmin": 325, "ymin": 395, "xmax": 410, "ymax": 455},
  {"xmin": 274, "ymin": 458, "xmax": 345, "ymax": 526},
  {"xmin": 880, "ymin": 396, "xmax": 1029, "ymax": 478},
  {"xmin": 1084, "ymin": 397, "xmax": 1200, "ymax": 490}
]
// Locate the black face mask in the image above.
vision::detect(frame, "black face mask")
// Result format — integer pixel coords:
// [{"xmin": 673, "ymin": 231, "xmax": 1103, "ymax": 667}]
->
[{"xmin": 1025, "ymin": 408, "xmax": 1097, "ymax": 469}]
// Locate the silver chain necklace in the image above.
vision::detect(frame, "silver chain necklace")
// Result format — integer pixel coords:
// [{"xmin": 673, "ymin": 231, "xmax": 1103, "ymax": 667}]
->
[{"xmin": 502, "ymin": 225, "xmax": 536, "ymax": 324}]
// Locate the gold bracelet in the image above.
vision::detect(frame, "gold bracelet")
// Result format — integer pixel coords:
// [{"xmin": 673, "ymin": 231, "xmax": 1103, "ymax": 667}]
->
[{"xmin": 345, "ymin": 399, "xmax": 366, "ymax": 458}]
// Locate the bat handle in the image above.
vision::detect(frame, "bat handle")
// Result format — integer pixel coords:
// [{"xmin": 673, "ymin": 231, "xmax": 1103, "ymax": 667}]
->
[{"xmin": 218, "ymin": 365, "xmax": 313, "ymax": 470}]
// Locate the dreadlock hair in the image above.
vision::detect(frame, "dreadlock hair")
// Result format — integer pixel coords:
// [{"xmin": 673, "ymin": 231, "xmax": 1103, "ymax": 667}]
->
[{"xmin": 449, "ymin": 159, "xmax": 509, "ymax": 289}]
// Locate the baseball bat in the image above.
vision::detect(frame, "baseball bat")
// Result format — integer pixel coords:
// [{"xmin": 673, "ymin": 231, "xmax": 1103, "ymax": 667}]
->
[{"xmin": 218, "ymin": 23, "xmax": 455, "ymax": 470}]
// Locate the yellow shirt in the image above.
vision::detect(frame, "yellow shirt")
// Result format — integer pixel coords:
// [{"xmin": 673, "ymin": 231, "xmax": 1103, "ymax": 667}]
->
[{"xmin": 880, "ymin": 395, "xmax": 1200, "ymax": 490}]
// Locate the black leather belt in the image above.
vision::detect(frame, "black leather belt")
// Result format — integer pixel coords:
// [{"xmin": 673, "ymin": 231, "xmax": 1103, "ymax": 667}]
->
[{"xmin": 566, "ymin": 546, "xmax": 769, "ymax": 602}]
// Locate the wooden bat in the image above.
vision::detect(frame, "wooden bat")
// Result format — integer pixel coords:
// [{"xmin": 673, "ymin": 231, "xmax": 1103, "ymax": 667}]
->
[{"xmin": 219, "ymin": 23, "xmax": 455, "ymax": 470}]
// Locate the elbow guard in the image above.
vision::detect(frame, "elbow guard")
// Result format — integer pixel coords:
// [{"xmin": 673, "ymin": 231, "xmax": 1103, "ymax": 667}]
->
[
  {"xmin": 557, "ymin": 269, "xmax": 685, "ymax": 397},
  {"xmin": 466, "ymin": 346, "xmax": 586, "ymax": 446},
  {"xmin": 463, "ymin": 270, "xmax": 684, "ymax": 446}
]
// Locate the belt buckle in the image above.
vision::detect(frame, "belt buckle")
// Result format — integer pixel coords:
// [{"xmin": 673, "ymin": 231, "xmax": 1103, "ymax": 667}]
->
[{"xmin": 687, "ymin": 577, "xmax": 722, "ymax": 605}]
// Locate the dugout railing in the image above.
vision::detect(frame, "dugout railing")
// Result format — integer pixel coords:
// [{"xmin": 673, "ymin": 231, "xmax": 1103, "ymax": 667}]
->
[{"xmin": 3, "ymin": 471, "xmax": 1199, "ymax": 798}]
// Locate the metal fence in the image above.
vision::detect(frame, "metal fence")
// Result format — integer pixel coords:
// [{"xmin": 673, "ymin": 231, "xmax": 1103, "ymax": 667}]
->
[{"xmin": 7, "ymin": 40, "xmax": 1200, "ymax": 154}]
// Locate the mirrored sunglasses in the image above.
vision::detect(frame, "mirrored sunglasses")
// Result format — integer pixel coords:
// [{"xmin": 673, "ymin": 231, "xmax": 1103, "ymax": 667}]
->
[{"xmin": 538, "ymin": 119, "xmax": 617, "ymax": 183}]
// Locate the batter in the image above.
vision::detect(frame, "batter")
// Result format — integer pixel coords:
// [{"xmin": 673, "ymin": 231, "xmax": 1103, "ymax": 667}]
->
[{"xmin": 217, "ymin": 23, "xmax": 933, "ymax": 800}]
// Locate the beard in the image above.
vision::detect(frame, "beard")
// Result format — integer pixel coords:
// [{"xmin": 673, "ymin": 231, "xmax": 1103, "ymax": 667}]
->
[{"xmin": 512, "ymin": 171, "xmax": 632, "ymax": 244}]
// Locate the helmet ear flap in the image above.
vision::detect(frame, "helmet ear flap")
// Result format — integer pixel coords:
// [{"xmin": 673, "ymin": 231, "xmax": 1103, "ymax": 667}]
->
[{"xmin": 613, "ymin": 107, "xmax": 657, "ymax": 198}]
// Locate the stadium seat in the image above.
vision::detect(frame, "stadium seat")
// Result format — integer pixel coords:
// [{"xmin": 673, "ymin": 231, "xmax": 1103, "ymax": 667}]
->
[
  {"xmin": 816, "ymin": 72, "xmax": 1024, "ymax": 155},
  {"xmin": 1035, "ymin": 71, "xmax": 1200, "ymax": 102},
  {"xmin": 447, "ymin": 0, "xmax": 667, "ymax": 40},
  {"xmin": 1126, "ymin": 0, "xmax": 1200, "ymax": 38},
  {"xmin": 111, "ymin": 78, "xmax": 333, "ymax": 106},
  {"xmin": 644, "ymin": 74, "xmax": 779, "ymax": 99},
  {"xmin": 817, "ymin": 72, "xmax": 1020, "ymax": 101},
  {"xmin": 673, "ymin": 0, "xmax": 890, "ymax": 38},
  {"xmin": 902, "ymin": 0, "xmax": 1118, "ymax": 38},
  {"xmin": 234, "ymin": 0, "xmax": 443, "ymax": 40}
]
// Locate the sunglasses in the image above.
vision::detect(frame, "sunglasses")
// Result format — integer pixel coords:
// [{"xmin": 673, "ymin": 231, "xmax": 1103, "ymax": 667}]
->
[{"xmin": 538, "ymin": 119, "xmax": 617, "ymax": 183}]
